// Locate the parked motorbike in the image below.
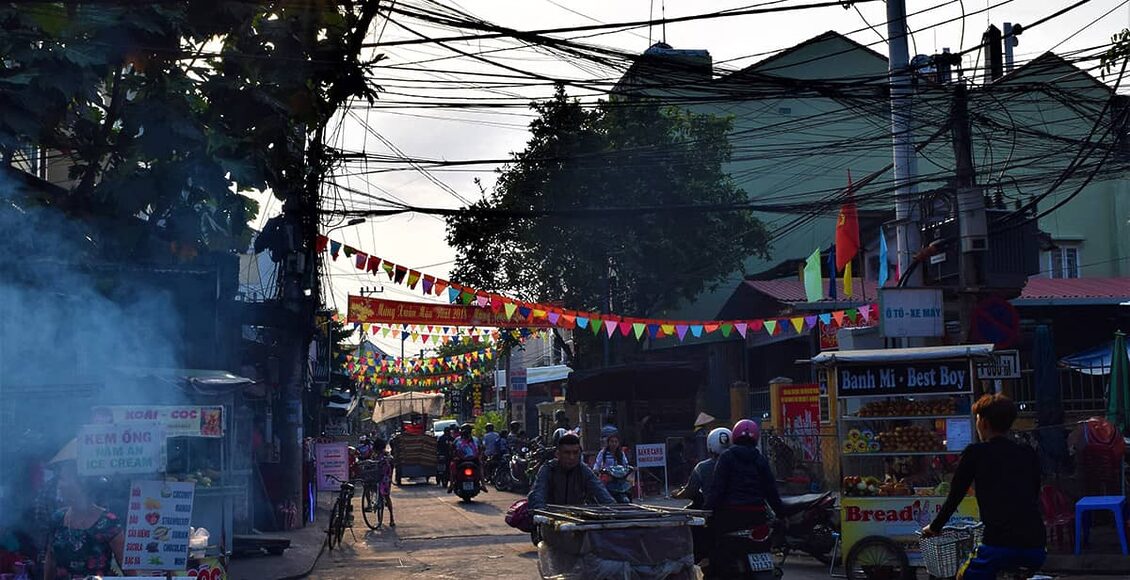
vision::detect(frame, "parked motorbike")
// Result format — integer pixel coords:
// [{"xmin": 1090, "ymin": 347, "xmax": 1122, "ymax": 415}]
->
[
  {"xmin": 488, "ymin": 452, "xmax": 512, "ymax": 491},
  {"xmin": 772, "ymin": 492, "xmax": 838, "ymax": 564},
  {"xmin": 453, "ymin": 459, "xmax": 482, "ymax": 502},
  {"xmin": 599, "ymin": 464, "xmax": 634, "ymax": 503},
  {"xmin": 503, "ymin": 447, "xmax": 534, "ymax": 493}
]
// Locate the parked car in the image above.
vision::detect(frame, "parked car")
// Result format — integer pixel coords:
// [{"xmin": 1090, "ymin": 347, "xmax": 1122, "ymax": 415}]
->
[{"xmin": 432, "ymin": 419, "xmax": 458, "ymax": 438}]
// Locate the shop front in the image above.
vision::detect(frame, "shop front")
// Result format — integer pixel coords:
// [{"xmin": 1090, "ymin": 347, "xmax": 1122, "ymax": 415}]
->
[{"xmin": 811, "ymin": 345, "xmax": 992, "ymax": 572}]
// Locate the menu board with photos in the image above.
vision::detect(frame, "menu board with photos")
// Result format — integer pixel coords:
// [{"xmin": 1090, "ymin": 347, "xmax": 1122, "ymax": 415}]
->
[{"xmin": 122, "ymin": 480, "xmax": 195, "ymax": 571}]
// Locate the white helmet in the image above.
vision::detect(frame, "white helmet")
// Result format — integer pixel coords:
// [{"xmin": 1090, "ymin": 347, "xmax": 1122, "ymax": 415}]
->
[{"xmin": 707, "ymin": 427, "xmax": 733, "ymax": 456}]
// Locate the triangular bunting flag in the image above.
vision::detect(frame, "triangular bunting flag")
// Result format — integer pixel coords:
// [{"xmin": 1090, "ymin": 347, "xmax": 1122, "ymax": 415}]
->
[
  {"xmin": 604, "ymin": 321, "xmax": 617, "ymax": 338},
  {"xmin": 547, "ymin": 311, "xmax": 560, "ymax": 325},
  {"xmin": 646, "ymin": 324, "xmax": 659, "ymax": 339},
  {"xmin": 366, "ymin": 256, "xmax": 381, "ymax": 274},
  {"xmin": 676, "ymin": 325, "xmax": 689, "ymax": 341},
  {"xmin": 720, "ymin": 323, "xmax": 733, "ymax": 337},
  {"xmin": 832, "ymin": 310, "xmax": 846, "ymax": 325},
  {"xmin": 619, "ymin": 321, "xmax": 633, "ymax": 337},
  {"xmin": 448, "ymin": 288, "xmax": 460, "ymax": 303},
  {"xmin": 805, "ymin": 316, "xmax": 817, "ymax": 329},
  {"xmin": 591, "ymin": 318, "xmax": 603, "ymax": 334},
  {"xmin": 330, "ymin": 241, "xmax": 342, "ymax": 260},
  {"xmin": 354, "ymin": 252, "xmax": 368, "ymax": 270},
  {"xmin": 750, "ymin": 319, "xmax": 764, "ymax": 333},
  {"xmin": 576, "ymin": 317, "xmax": 589, "ymax": 329},
  {"xmin": 633, "ymin": 323, "xmax": 647, "ymax": 339},
  {"xmin": 422, "ymin": 275, "xmax": 435, "ymax": 295},
  {"xmin": 735, "ymin": 322, "xmax": 748, "ymax": 338},
  {"xmin": 859, "ymin": 304, "xmax": 872, "ymax": 322},
  {"xmin": 819, "ymin": 313, "xmax": 832, "ymax": 325},
  {"xmin": 406, "ymin": 270, "xmax": 422, "ymax": 289},
  {"xmin": 434, "ymin": 279, "xmax": 449, "ymax": 296},
  {"xmin": 660, "ymin": 324, "xmax": 675, "ymax": 336},
  {"xmin": 475, "ymin": 295, "xmax": 489, "ymax": 308},
  {"xmin": 791, "ymin": 317, "xmax": 806, "ymax": 334},
  {"xmin": 518, "ymin": 306, "xmax": 532, "ymax": 319},
  {"xmin": 690, "ymin": 325, "xmax": 704, "ymax": 338},
  {"xmin": 382, "ymin": 261, "xmax": 395, "ymax": 279},
  {"xmin": 504, "ymin": 302, "xmax": 517, "ymax": 319},
  {"xmin": 561, "ymin": 314, "xmax": 576, "ymax": 328},
  {"xmin": 703, "ymin": 323, "xmax": 720, "ymax": 334},
  {"xmin": 343, "ymin": 246, "xmax": 356, "ymax": 258},
  {"xmin": 764, "ymin": 320, "xmax": 778, "ymax": 335}
]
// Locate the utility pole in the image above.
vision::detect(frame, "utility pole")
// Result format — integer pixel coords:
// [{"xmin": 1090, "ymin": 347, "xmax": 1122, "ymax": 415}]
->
[
  {"xmin": 1003, "ymin": 23, "xmax": 1019, "ymax": 72},
  {"xmin": 887, "ymin": 0, "xmax": 921, "ymax": 287},
  {"xmin": 952, "ymin": 83, "xmax": 988, "ymax": 340}
]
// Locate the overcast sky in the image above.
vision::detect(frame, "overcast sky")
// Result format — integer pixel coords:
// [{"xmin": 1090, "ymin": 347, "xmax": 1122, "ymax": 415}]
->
[{"xmin": 259, "ymin": 0, "xmax": 1130, "ymax": 354}]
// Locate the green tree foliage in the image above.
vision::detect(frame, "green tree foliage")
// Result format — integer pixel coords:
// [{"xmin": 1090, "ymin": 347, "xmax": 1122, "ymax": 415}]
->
[
  {"xmin": 446, "ymin": 86, "xmax": 770, "ymax": 319},
  {"xmin": 0, "ymin": 1, "xmax": 381, "ymax": 258},
  {"xmin": 473, "ymin": 410, "xmax": 506, "ymax": 438}
]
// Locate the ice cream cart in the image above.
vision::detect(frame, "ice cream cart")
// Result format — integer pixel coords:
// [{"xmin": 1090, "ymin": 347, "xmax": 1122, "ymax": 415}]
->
[{"xmin": 811, "ymin": 345, "xmax": 992, "ymax": 580}]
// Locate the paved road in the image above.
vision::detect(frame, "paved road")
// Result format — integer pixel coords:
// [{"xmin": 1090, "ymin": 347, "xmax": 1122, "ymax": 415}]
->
[
  {"xmin": 310, "ymin": 480, "xmax": 539, "ymax": 579},
  {"xmin": 304, "ymin": 479, "xmax": 846, "ymax": 580}
]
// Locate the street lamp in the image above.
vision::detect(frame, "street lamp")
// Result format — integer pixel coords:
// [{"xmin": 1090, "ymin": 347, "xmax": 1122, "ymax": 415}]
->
[{"xmin": 325, "ymin": 217, "xmax": 366, "ymax": 237}]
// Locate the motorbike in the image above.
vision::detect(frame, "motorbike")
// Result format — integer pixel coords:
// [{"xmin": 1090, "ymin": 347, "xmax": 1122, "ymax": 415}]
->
[
  {"xmin": 772, "ymin": 492, "xmax": 838, "ymax": 564},
  {"xmin": 488, "ymin": 452, "xmax": 512, "ymax": 491},
  {"xmin": 502, "ymin": 447, "xmax": 534, "ymax": 493},
  {"xmin": 599, "ymin": 464, "xmax": 634, "ymax": 503},
  {"xmin": 453, "ymin": 459, "xmax": 483, "ymax": 502},
  {"xmin": 705, "ymin": 518, "xmax": 780, "ymax": 580}
]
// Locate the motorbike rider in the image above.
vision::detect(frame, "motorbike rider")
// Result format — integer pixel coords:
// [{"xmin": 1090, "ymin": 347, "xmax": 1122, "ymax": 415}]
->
[
  {"xmin": 482, "ymin": 423, "xmax": 502, "ymax": 473},
  {"xmin": 436, "ymin": 425, "xmax": 456, "ymax": 488},
  {"xmin": 449, "ymin": 423, "xmax": 486, "ymax": 493},
  {"xmin": 528, "ymin": 432, "xmax": 614, "ymax": 510},
  {"xmin": 675, "ymin": 427, "xmax": 732, "ymax": 509},
  {"xmin": 506, "ymin": 421, "xmax": 524, "ymax": 452},
  {"xmin": 703, "ymin": 419, "xmax": 788, "ymax": 573},
  {"xmin": 592, "ymin": 430, "xmax": 630, "ymax": 471}
]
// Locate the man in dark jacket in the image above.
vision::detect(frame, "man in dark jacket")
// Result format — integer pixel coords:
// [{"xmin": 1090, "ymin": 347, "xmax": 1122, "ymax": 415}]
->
[{"xmin": 528, "ymin": 433, "xmax": 613, "ymax": 509}]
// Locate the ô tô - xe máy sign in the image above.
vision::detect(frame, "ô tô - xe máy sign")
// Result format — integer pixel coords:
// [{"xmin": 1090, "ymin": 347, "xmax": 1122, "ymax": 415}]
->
[{"xmin": 836, "ymin": 360, "xmax": 974, "ymax": 397}]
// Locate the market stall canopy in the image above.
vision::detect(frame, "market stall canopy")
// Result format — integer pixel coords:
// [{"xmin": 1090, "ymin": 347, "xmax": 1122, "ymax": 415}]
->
[
  {"xmin": 566, "ymin": 362, "xmax": 702, "ymax": 403},
  {"xmin": 809, "ymin": 344, "xmax": 995, "ymax": 365},
  {"xmin": 371, "ymin": 392, "xmax": 444, "ymax": 424},
  {"xmin": 1062, "ymin": 341, "xmax": 1130, "ymax": 375},
  {"xmin": 528, "ymin": 364, "xmax": 572, "ymax": 385}
]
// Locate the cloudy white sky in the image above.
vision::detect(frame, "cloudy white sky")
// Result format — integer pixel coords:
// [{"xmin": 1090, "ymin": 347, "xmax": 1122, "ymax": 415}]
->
[{"xmin": 256, "ymin": 0, "xmax": 1130, "ymax": 354}]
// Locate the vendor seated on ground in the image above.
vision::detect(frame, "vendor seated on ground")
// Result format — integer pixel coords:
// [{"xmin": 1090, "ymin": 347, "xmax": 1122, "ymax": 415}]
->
[{"xmin": 528, "ymin": 433, "xmax": 614, "ymax": 510}]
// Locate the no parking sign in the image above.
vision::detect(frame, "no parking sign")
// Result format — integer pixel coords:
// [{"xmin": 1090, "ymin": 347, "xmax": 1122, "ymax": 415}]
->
[{"xmin": 971, "ymin": 296, "xmax": 1020, "ymax": 348}]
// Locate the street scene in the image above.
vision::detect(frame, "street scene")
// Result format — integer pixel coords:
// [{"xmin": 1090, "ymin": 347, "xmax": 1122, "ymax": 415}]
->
[{"xmin": 2, "ymin": 1, "xmax": 1130, "ymax": 580}]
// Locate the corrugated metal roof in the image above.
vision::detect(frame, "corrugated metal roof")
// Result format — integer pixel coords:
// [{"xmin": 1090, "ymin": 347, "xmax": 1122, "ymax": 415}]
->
[{"xmin": 743, "ymin": 278, "xmax": 878, "ymax": 304}]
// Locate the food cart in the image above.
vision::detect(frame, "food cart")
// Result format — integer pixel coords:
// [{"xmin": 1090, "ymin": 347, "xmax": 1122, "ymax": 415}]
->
[
  {"xmin": 811, "ymin": 345, "xmax": 992, "ymax": 580},
  {"xmin": 85, "ymin": 368, "xmax": 259, "ymax": 577},
  {"xmin": 532, "ymin": 504, "xmax": 705, "ymax": 579}
]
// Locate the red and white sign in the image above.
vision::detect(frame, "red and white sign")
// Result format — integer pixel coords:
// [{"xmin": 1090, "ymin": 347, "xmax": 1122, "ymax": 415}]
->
[
  {"xmin": 635, "ymin": 443, "xmax": 667, "ymax": 468},
  {"xmin": 779, "ymin": 384, "xmax": 821, "ymax": 461},
  {"xmin": 171, "ymin": 556, "xmax": 227, "ymax": 579},
  {"xmin": 93, "ymin": 406, "xmax": 224, "ymax": 438},
  {"xmin": 315, "ymin": 442, "xmax": 350, "ymax": 492}
]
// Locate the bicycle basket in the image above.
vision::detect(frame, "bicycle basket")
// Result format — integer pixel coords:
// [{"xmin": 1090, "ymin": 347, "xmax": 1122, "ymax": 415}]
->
[{"xmin": 919, "ymin": 525, "xmax": 979, "ymax": 578}]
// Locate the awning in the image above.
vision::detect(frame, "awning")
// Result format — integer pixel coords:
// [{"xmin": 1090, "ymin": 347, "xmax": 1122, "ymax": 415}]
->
[
  {"xmin": 810, "ymin": 344, "xmax": 995, "ymax": 365},
  {"xmin": 1062, "ymin": 341, "xmax": 1130, "ymax": 376},
  {"xmin": 370, "ymin": 392, "xmax": 444, "ymax": 424},
  {"xmin": 528, "ymin": 365, "xmax": 572, "ymax": 385},
  {"xmin": 566, "ymin": 362, "xmax": 701, "ymax": 403}
]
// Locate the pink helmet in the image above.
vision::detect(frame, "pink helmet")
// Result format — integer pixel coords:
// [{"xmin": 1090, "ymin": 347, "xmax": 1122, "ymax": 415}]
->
[{"xmin": 732, "ymin": 419, "xmax": 760, "ymax": 443}]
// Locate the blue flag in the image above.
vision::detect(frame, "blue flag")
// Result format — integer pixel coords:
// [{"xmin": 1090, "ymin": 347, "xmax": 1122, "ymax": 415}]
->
[
  {"xmin": 878, "ymin": 230, "xmax": 890, "ymax": 287},
  {"xmin": 827, "ymin": 245, "xmax": 837, "ymax": 300}
]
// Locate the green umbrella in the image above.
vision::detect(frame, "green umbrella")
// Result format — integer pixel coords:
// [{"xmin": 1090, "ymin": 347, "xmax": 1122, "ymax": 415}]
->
[{"xmin": 1107, "ymin": 331, "xmax": 1129, "ymax": 433}]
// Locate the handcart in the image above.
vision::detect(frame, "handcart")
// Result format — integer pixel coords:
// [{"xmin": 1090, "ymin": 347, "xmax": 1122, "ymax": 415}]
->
[{"xmin": 532, "ymin": 504, "xmax": 708, "ymax": 580}]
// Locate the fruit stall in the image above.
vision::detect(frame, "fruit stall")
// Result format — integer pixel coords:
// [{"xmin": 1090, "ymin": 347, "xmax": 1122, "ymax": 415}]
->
[{"xmin": 811, "ymin": 345, "xmax": 994, "ymax": 580}]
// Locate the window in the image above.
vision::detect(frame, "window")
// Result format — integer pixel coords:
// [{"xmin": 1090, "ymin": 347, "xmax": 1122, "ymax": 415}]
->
[{"xmin": 1047, "ymin": 245, "xmax": 1081, "ymax": 279}]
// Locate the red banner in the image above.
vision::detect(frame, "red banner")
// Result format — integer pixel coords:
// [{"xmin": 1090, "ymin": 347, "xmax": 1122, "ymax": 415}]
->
[
  {"xmin": 347, "ymin": 295, "xmax": 553, "ymax": 328},
  {"xmin": 779, "ymin": 384, "xmax": 821, "ymax": 461}
]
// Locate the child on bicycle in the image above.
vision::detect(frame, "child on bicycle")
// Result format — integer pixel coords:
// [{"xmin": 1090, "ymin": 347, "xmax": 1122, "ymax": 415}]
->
[
  {"xmin": 921, "ymin": 394, "xmax": 1044, "ymax": 579},
  {"xmin": 372, "ymin": 437, "xmax": 394, "ymax": 527}
]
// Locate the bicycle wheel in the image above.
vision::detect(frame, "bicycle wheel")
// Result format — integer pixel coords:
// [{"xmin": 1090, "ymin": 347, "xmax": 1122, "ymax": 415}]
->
[
  {"xmin": 362, "ymin": 485, "xmax": 383, "ymax": 530},
  {"xmin": 326, "ymin": 500, "xmax": 343, "ymax": 550},
  {"xmin": 845, "ymin": 536, "xmax": 911, "ymax": 580}
]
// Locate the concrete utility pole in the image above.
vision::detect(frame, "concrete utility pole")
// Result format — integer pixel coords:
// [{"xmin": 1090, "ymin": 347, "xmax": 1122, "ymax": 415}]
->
[
  {"xmin": 887, "ymin": 0, "xmax": 921, "ymax": 286},
  {"xmin": 1003, "ymin": 23, "xmax": 1019, "ymax": 72},
  {"xmin": 952, "ymin": 83, "xmax": 988, "ymax": 340}
]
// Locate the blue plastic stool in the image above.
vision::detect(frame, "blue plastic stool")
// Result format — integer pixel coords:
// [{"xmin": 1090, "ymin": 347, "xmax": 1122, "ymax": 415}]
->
[{"xmin": 1074, "ymin": 495, "xmax": 1128, "ymax": 555}]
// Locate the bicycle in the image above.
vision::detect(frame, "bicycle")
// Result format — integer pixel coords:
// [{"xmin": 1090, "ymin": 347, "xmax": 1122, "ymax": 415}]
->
[
  {"xmin": 325, "ymin": 474, "xmax": 357, "ymax": 549},
  {"xmin": 918, "ymin": 523, "xmax": 1046, "ymax": 580},
  {"xmin": 358, "ymin": 457, "xmax": 394, "ymax": 530}
]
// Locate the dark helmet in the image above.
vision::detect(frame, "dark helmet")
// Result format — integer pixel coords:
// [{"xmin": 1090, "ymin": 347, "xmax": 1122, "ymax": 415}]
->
[
  {"xmin": 485, "ymin": 423, "xmax": 495, "ymax": 432},
  {"xmin": 554, "ymin": 409, "xmax": 568, "ymax": 421},
  {"xmin": 460, "ymin": 422, "xmax": 473, "ymax": 434},
  {"xmin": 510, "ymin": 421, "xmax": 521, "ymax": 432}
]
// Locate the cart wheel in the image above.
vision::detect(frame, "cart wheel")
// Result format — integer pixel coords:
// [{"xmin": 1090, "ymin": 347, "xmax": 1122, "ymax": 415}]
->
[{"xmin": 845, "ymin": 536, "xmax": 911, "ymax": 580}]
